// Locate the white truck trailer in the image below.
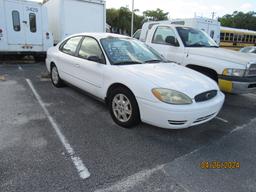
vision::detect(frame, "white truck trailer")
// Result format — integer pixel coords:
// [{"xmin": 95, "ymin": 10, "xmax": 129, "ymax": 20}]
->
[
  {"xmin": 44, "ymin": 0, "xmax": 106, "ymax": 45},
  {"xmin": 0, "ymin": 0, "xmax": 53, "ymax": 58}
]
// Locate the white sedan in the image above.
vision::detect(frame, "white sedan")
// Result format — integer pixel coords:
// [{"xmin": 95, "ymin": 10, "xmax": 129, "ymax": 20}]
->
[{"xmin": 46, "ymin": 33, "xmax": 225, "ymax": 129}]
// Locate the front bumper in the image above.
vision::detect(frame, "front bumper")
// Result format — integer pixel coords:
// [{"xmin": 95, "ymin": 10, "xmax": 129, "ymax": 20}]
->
[
  {"xmin": 137, "ymin": 91, "xmax": 225, "ymax": 129},
  {"xmin": 218, "ymin": 75, "xmax": 256, "ymax": 94}
]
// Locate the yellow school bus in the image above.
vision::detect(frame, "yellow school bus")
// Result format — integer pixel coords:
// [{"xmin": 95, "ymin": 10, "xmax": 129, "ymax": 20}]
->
[{"xmin": 220, "ymin": 27, "xmax": 256, "ymax": 50}]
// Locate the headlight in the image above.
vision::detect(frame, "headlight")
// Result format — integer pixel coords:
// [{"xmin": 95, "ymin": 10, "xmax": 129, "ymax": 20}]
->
[
  {"xmin": 222, "ymin": 68, "xmax": 245, "ymax": 77},
  {"xmin": 152, "ymin": 88, "xmax": 192, "ymax": 105}
]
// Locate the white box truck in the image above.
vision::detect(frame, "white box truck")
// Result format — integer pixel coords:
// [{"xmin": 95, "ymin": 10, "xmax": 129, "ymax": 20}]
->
[
  {"xmin": 44, "ymin": 0, "xmax": 106, "ymax": 44},
  {"xmin": 170, "ymin": 18, "xmax": 221, "ymax": 44},
  {"xmin": 0, "ymin": 0, "xmax": 53, "ymax": 59}
]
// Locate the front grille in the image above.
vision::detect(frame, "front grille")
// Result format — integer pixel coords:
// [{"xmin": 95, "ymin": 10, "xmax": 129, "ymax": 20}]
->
[
  {"xmin": 247, "ymin": 64, "xmax": 256, "ymax": 77},
  {"xmin": 168, "ymin": 120, "xmax": 187, "ymax": 125},
  {"xmin": 193, "ymin": 113, "xmax": 215, "ymax": 123},
  {"xmin": 195, "ymin": 90, "xmax": 217, "ymax": 102}
]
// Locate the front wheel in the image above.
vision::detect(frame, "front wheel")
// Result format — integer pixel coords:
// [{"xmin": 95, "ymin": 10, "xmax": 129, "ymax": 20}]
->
[
  {"xmin": 51, "ymin": 65, "xmax": 63, "ymax": 87},
  {"xmin": 108, "ymin": 87, "xmax": 140, "ymax": 128}
]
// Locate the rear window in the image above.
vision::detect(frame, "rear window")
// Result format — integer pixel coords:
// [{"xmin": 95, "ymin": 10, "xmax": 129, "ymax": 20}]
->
[
  {"xmin": 12, "ymin": 11, "xmax": 20, "ymax": 32},
  {"xmin": 29, "ymin": 13, "xmax": 37, "ymax": 33}
]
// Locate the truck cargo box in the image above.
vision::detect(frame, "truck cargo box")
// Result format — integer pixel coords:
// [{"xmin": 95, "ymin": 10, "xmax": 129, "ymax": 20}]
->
[{"xmin": 44, "ymin": 0, "xmax": 106, "ymax": 44}]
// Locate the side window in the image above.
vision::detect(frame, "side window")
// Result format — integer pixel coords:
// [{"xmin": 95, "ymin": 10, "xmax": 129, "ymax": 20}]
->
[
  {"xmin": 29, "ymin": 13, "xmax": 37, "ymax": 33},
  {"xmin": 225, "ymin": 33, "xmax": 230, "ymax": 41},
  {"xmin": 152, "ymin": 26, "xmax": 179, "ymax": 46},
  {"xmin": 220, "ymin": 33, "xmax": 224, "ymax": 41},
  {"xmin": 78, "ymin": 37, "xmax": 105, "ymax": 64},
  {"xmin": 12, "ymin": 11, "xmax": 20, "ymax": 32},
  {"xmin": 230, "ymin": 33, "xmax": 234, "ymax": 41},
  {"xmin": 60, "ymin": 36, "xmax": 82, "ymax": 56}
]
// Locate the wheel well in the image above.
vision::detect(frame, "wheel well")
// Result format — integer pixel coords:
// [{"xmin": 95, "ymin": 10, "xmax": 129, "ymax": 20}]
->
[
  {"xmin": 50, "ymin": 62, "xmax": 55, "ymax": 71},
  {"xmin": 186, "ymin": 64, "xmax": 218, "ymax": 82},
  {"xmin": 105, "ymin": 83, "xmax": 134, "ymax": 104}
]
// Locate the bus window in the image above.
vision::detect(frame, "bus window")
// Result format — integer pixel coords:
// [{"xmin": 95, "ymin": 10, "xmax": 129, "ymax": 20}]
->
[
  {"xmin": 230, "ymin": 33, "xmax": 234, "ymax": 41},
  {"xmin": 251, "ymin": 35, "xmax": 254, "ymax": 43},
  {"xmin": 246, "ymin": 35, "xmax": 250, "ymax": 43},
  {"xmin": 220, "ymin": 33, "xmax": 224, "ymax": 41},
  {"xmin": 241, "ymin": 35, "xmax": 245, "ymax": 42},
  {"xmin": 238, "ymin": 35, "xmax": 242, "ymax": 42},
  {"xmin": 234, "ymin": 34, "xmax": 238, "ymax": 42},
  {"xmin": 250, "ymin": 35, "xmax": 253, "ymax": 43},
  {"xmin": 225, "ymin": 33, "xmax": 230, "ymax": 41}
]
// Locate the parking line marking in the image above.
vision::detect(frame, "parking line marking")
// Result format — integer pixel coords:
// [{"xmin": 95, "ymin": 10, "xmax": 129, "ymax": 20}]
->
[
  {"xmin": 26, "ymin": 78, "xmax": 90, "ymax": 180},
  {"xmin": 216, "ymin": 116, "xmax": 229, "ymax": 123}
]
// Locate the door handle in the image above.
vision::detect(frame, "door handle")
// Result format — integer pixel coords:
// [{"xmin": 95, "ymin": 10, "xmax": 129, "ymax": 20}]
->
[
  {"xmin": 75, "ymin": 64, "xmax": 80, "ymax": 68},
  {"xmin": 22, "ymin": 21, "xmax": 27, "ymax": 24}
]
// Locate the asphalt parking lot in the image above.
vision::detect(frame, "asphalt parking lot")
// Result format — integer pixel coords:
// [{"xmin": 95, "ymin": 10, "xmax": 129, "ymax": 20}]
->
[{"xmin": 0, "ymin": 62, "xmax": 256, "ymax": 192}]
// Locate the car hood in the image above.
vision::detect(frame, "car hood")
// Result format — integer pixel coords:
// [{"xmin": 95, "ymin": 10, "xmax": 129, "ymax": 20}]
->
[
  {"xmin": 188, "ymin": 48, "xmax": 256, "ymax": 66},
  {"xmin": 120, "ymin": 63, "xmax": 219, "ymax": 98}
]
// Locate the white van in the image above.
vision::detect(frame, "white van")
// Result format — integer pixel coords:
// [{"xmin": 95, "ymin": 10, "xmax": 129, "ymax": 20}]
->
[{"xmin": 0, "ymin": 0, "xmax": 53, "ymax": 59}]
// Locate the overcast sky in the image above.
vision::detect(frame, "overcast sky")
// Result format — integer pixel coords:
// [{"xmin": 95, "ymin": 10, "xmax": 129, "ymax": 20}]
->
[{"xmin": 34, "ymin": 0, "xmax": 255, "ymax": 19}]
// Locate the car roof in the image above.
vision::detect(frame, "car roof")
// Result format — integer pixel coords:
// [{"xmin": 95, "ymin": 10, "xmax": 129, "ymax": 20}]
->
[{"xmin": 67, "ymin": 32, "xmax": 132, "ymax": 40}]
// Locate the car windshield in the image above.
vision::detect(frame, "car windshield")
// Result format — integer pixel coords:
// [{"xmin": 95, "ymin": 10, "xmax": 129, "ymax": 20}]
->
[
  {"xmin": 100, "ymin": 37, "xmax": 165, "ymax": 65},
  {"xmin": 176, "ymin": 27, "xmax": 218, "ymax": 48}
]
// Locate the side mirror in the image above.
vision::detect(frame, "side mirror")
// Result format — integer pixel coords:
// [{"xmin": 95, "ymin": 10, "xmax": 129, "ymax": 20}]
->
[
  {"xmin": 165, "ymin": 36, "xmax": 179, "ymax": 47},
  {"xmin": 87, "ymin": 55, "xmax": 101, "ymax": 63}
]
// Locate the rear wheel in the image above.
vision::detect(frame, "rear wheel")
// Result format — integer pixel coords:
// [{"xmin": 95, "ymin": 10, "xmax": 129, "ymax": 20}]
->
[
  {"xmin": 108, "ymin": 87, "xmax": 140, "ymax": 128},
  {"xmin": 51, "ymin": 65, "xmax": 63, "ymax": 87}
]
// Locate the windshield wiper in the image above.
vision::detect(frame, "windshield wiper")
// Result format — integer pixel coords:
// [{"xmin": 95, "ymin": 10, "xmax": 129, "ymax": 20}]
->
[
  {"xmin": 144, "ymin": 59, "xmax": 162, "ymax": 63},
  {"xmin": 113, "ymin": 61, "xmax": 143, "ymax": 65}
]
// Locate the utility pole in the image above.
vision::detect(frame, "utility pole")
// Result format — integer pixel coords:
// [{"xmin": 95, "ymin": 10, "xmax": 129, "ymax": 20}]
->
[
  {"xmin": 211, "ymin": 12, "xmax": 216, "ymax": 20},
  {"xmin": 131, "ymin": 0, "xmax": 134, "ymax": 37}
]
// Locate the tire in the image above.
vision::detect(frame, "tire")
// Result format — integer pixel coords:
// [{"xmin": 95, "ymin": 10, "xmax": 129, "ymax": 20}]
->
[
  {"xmin": 51, "ymin": 65, "xmax": 63, "ymax": 87},
  {"xmin": 108, "ymin": 87, "xmax": 140, "ymax": 128}
]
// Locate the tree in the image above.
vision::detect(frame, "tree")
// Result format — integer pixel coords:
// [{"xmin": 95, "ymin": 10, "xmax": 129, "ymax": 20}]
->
[
  {"xmin": 107, "ymin": 7, "xmax": 144, "ymax": 35},
  {"xmin": 143, "ymin": 8, "xmax": 169, "ymax": 21},
  {"xmin": 219, "ymin": 11, "xmax": 256, "ymax": 31}
]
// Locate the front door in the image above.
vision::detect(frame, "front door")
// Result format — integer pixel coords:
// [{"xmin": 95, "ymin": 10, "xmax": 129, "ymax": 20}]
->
[
  {"xmin": 148, "ymin": 26, "xmax": 185, "ymax": 64},
  {"xmin": 75, "ymin": 36, "xmax": 105, "ymax": 97}
]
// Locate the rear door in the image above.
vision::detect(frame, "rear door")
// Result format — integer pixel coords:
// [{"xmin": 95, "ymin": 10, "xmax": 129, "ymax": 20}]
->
[
  {"xmin": 5, "ymin": 0, "xmax": 42, "ymax": 45},
  {"xmin": 24, "ymin": 4, "xmax": 43, "ymax": 45},
  {"xmin": 5, "ymin": 0, "xmax": 25, "ymax": 44}
]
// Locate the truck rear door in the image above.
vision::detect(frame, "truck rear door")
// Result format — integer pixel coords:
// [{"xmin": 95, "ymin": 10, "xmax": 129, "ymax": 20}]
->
[
  {"xmin": 24, "ymin": 4, "xmax": 43, "ymax": 45},
  {"xmin": 4, "ymin": 0, "xmax": 42, "ymax": 46},
  {"xmin": 5, "ymin": 0, "xmax": 25, "ymax": 45}
]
